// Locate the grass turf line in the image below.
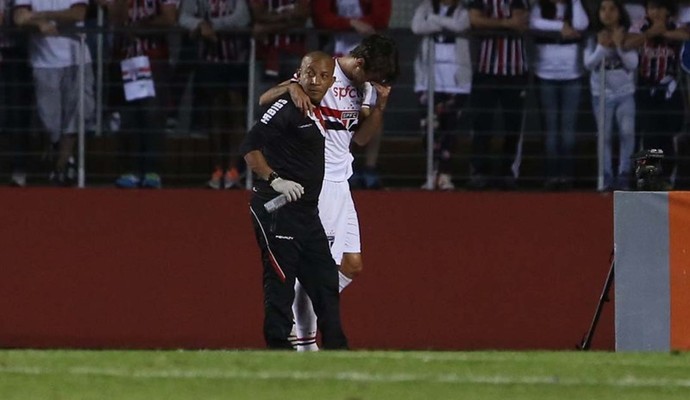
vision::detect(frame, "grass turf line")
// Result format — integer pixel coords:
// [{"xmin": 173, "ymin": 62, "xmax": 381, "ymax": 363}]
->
[{"xmin": 1, "ymin": 350, "xmax": 689, "ymax": 399}]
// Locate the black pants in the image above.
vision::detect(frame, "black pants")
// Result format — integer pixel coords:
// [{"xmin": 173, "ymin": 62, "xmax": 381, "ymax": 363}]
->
[
  {"xmin": 0, "ymin": 46, "xmax": 33, "ymax": 173},
  {"xmin": 114, "ymin": 60, "xmax": 170, "ymax": 175},
  {"xmin": 469, "ymin": 74, "xmax": 527, "ymax": 178},
  {"xmin": 249, "ymin": 197, "xmax": 348, "ymax": 350},
  {"xmin": 418, "ymin": 93, "xmax": 469, "ymax": 174}
]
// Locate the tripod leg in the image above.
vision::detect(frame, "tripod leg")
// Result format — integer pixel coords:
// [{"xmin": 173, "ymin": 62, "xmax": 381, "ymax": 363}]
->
[{"xmin": 579, "ymin": 256, "xmax": 615, "ymax": 350}]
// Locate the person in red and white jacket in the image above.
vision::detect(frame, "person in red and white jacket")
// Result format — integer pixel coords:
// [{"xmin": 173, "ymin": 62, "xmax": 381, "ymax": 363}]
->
[
  {"xmin": 250, "ymin": 0, "xmax": 310, "ymax": 79},
  {"xmin": 311, "ymin": 0, "xmax": 390, "ymax": 56}
]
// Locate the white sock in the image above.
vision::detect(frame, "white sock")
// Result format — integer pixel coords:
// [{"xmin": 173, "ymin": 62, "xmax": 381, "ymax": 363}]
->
[
  {"xmin": 338, "ymin": 270, "xmax": 352, "ymax": 293},
  {"xmin": 292, "ymin": 280, "xmax": 318, "ymax": 351}
]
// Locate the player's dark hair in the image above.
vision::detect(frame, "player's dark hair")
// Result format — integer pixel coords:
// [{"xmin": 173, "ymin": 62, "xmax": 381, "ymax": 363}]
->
[{"xmin": 349, "ymin": 34, "xmax": 400, "ymax": 84}]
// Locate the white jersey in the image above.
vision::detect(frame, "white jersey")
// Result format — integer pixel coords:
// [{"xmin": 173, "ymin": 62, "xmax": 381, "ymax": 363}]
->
[{"xmin": 319, "ymin": 59, "xmax": 376, "ymax": 182}]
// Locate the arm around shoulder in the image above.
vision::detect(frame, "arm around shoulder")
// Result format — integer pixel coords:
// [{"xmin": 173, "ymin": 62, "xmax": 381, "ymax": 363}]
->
[{"xmin": 259, "ymin": 80, "xmax": 294, "ymax": 107}]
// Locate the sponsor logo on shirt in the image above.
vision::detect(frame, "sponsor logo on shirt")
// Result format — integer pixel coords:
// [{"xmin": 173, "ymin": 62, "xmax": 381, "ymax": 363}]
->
[
  {"xmin": 332, "ymin": 85, "xmax": 359, "ymax": 100},
  {"xmin": 260, "ymin": 99, "xmax": 288, "ymax": 124}
]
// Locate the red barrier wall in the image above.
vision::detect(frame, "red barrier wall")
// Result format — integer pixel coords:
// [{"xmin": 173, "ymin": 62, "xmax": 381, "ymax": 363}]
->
[{"xmin": 0, "ymin": 189, "xmax": 614, "ymax": 350}]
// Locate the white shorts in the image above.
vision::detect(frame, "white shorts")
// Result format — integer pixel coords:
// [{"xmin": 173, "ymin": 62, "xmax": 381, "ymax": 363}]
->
[
  {"xmin": 318, "ymin": 180, "xmax": 361, "ymax": 265},
  {"xmin": 33, "ymin": 65, "xmax": 95, "ymax": 143}
]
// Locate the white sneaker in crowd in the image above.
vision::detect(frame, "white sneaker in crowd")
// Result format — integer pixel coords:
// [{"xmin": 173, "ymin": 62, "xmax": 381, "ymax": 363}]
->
[
  {"xmin": 437, "ymin": 173, "xmax": 455, "ymax": 190},
  {"xmin": 10, "ymin": 172, "xmax": 26, "ymax": 187},
  {"xmin": 421, "ymin": 173, "xmax": 455, "ymax": 190}
]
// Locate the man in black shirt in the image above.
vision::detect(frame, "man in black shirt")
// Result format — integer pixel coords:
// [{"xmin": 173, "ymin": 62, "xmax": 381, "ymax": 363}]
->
[{"xmin": 241, "ymin": 51, "xmax": 348, "ymax": 349}]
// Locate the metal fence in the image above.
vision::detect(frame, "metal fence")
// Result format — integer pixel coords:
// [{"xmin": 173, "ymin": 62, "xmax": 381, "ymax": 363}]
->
[{"xmin": 1, "ymin": 19, "xmax": 689, "ymax": 191}]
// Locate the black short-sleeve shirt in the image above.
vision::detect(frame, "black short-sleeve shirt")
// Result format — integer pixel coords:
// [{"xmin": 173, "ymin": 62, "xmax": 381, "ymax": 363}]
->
[{"xmin": 240, "ymin": 94, "xmax": 326, "ymax": 207}]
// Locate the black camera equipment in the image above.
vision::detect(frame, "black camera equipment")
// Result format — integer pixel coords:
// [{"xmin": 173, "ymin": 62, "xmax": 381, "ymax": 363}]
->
[
  {"xmin": 578, "ymin": 149, "xmax": 665, "ymax": 350},
  {"xmin": 633, "ymin": 149, "xmax": 665, "ymax": 191}
]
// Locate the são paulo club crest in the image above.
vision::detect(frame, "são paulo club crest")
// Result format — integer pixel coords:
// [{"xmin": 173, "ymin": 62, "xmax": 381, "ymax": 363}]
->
[{"xmin": 340, "ymin": 111, "xmax": 359, "ymax": 131}]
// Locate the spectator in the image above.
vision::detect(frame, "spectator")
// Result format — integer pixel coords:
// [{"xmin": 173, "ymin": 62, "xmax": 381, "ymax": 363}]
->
[
  {"xmin": 164, "ymin": 9, "xmax": 197, "ymax": 136},
  {"xmin": 625, "ymin": 0, "xmax": 688, "ymax": 189},
  {"xmin": 411, "ymin": 0, "xmax": 472, "ymax": 190},
  {"xmin": 530, "ymin": 0, "xmax": 589, "ymax": 190},
  {"xmin": 583, "ymin": 0, "xmax": 638, "ymax": 191},
  {"xmin": 103, "ymin": 0, "xmax": 177, "ymax": 189},
  {"xmin": 311, "ymin": 0, "xmax": 391, "ymax": 56},
  {"xmin": 1, "ymin": 0, "xmax": 33, "ymax": 187},
  {"xmin": 250, "ymin": 0, "xmax": 310, "ymax": 81},
  {"xmin": 249, "ymin": 0, "xmax": 310, "ymax": 188},
  {"xmin": 466, "ymin": 0, "xmax": 530, "ymax": 190},
  {"xmin": 179, "ymin": 0, "xmax": 251, "ymax": 189},
  {"xmin": 14, "ymin": 0, "xmax": 95, "ymax": 186},
  {"xmin": 311, "ymin": 0, "xmax": 391, "ymax": 189},
  {"xmin": 677, "ymin": 0, "xmax": 690, "ymax": 188},
  {"xmin": 680, "ymin": 1, "xmax": 690, "ymax": 80}
]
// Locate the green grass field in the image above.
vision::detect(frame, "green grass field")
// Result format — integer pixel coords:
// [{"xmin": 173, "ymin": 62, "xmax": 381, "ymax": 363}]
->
[{"xmin": 1, "ymin": 350, "xmax": 689, "ymax": 399}]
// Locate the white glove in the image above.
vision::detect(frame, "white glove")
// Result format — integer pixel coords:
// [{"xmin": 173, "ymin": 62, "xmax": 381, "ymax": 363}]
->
[{"xmin": 270, "ymin": 177, "xmax": 304, "ymax": 202}]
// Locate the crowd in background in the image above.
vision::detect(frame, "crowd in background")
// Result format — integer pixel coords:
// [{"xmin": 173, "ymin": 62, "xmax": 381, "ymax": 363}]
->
[
  {"xmin": 1, "ymin": 0, "xmax": 690, "ymax": 191},
  {"xmin": 414, "ymin": 0, "xmax": 690, "ymax": 191}
]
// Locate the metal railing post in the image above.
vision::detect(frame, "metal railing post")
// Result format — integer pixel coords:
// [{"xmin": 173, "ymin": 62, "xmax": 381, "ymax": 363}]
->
[
  {"xmin": 245, "ymin": 37, "xmax": 257, "ymax": 190},
  {"xmin": 95, "ymin": 7, "xmax": 104, "ymax": 137},
  {"xmin": 597, "ymin": 62, "xmax": 606, "ymax": 191},
  {"xmin": 425, "ymin": 40, "xmax": 435, "ymax": 189}
]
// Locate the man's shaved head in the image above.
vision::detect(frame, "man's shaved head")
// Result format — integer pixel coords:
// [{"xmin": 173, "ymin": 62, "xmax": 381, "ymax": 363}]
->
[
  {"xmin": 300, "ymin": 51, "xmax": 335, "ymax": 71},
  {"xmin": 298, "ymin": 51, "xmax": 336, "ymax": 104}
]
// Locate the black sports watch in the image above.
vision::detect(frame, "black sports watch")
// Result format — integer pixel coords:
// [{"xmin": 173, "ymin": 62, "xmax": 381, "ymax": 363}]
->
[{"xmin": 267, "ymin": 171, "xmax": 280, "ymax": 185}]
